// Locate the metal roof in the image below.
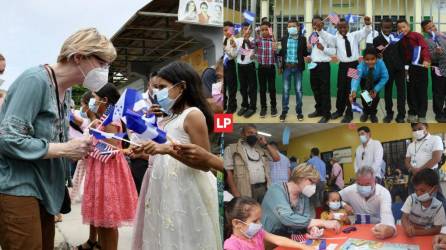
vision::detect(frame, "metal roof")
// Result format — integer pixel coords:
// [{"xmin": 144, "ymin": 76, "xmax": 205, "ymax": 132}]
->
[{"xmin": 110, "ymin": 0, "xmax": 205, "ymax": 88}]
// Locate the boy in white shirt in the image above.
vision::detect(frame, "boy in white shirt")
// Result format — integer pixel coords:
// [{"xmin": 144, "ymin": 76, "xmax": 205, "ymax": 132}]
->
[{"xmin": 401, "ymin": 168, "xmax": 446, "ymax": 237}]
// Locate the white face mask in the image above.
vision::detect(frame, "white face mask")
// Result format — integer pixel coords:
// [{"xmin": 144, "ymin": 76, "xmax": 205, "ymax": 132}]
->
[
  {"xmin": 359, "ymin": 135, "xmax": 368, "ymax": 144},
  {"xmin": 413, "ymin": 130, "xmax": 426, "ymax": 140},
  {"xmin": 329, "ymin": 201, "xmax": 342, "ymax": 211},
  {"xmin": 78, "ymin": 61, "xmax": 109, "ymax": 92},
  {"xmin": 302, "ymin": 183, "xmax": 317, "ymax": 198}
]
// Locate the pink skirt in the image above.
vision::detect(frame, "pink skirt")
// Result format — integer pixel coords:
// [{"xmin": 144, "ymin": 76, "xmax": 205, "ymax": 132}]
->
[{"xmin": 82, "ymin": 153, "xmax": 138, "ymax": 228}]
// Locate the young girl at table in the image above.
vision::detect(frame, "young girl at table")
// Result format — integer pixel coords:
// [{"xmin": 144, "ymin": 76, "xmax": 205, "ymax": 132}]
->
[
  {"xmin": 320, "ymin": 191, "xmax": 351, "ymax": 226},
  {"xmin": 224, "ymin": 196, "xmax": 313, "ymax": 250},
  {"xmin": 401, "ymin": 168, "xmax": 446, "ymax": 237}
]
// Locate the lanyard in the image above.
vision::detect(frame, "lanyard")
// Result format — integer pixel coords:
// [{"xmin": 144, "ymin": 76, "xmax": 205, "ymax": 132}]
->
[
  {"xmin": 414, "ymin": 138, "xmax": 427, "ymax": 156},
  {"xmin": 44, "ymin": 65, "xmax": 64, "ymax": 143}
]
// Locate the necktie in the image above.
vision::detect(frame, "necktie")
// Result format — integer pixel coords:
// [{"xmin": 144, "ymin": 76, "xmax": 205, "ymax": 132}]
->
[
  {"xmin": 366, "ymin": 67, "xmax": 375, "ymax": 90},
  {"xmin": 223, "ymin": 37, "xmax": 228, "ymax": 46},
  {"xmin": 343, "ymin": 35, "xmax": 352, "ymax": 57},
  {"xmin": 241, "ymin": 39, "xmax": 249, "ymax": 61}
]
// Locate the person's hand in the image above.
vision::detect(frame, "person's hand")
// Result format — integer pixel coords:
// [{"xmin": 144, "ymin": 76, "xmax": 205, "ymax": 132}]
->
[
  {"xmin": 349, "ymin": 91, "xmax": 356, "ymax": 103},
  {"xmin": 372, "ymin": 224, "xmax": 394, "ymax": 240},
  {"xmin": 89, "ymin": 119, "xmax": 102, "ymax": 129},
  {"xmin": 343, "ymin": 203, "xmax": 354, "ymax": 214},
  {"xmin": 423, "ymin": 60, "xmax": 431, "ymax": 68},
  {"xmin": 304, "ymin": 56, "xmax": 312, "ymax": 63},
  {"xmin": 307, "ymin": 43, "xmax": 313, "ymax": 50},
  {"xmin": 258, "ymin": 136, "xmax": 267, "ymax": 146},
  {"xmin": 323, "ymin": 220, "xmax": 341, "ymax": 233},
  {"xmin": 433, "ymin": 235, "xmax": 446, "ymax": 250},
  {"xmin": 63, "ymin": 138, "xmax": 94, "ymax": 161},
  {"xmin": 128, "ymin": 146, "xmax": 150, "ymax": 159},
  {"xmin": 148, "ymin": 104, "xmax": 164, "ymax": 117},
  {"xmin": 174, "ymin": 144, "xmax": 214, "ymax": 170},
  {"xmin": 404, "ymin": 223, "xmax": 415, "ymax": 237},
  {"xmin": 331, "ymin": 55, "xmax": 339, "ymax": 63},
  {"xmin": 316, "ymin": 42, "xmax": 324, "ymax": 51},
  {"xmin": 327, "ymin": 212, "xmax": 334, "ymax": 220},
  {"xmin": 369, "ymin": 90, "xmax": 377, "ymax": 99},
  {"xmin": 230, "ymin": 38, "xmax": 236, "ymax": 48},
  {"xmin": 142, "ymin": 141, "xmax": 173, "ymax": 155},
  {"xmin": 364, "ymin": 16, "xmax": 371, "ymax": 25}
]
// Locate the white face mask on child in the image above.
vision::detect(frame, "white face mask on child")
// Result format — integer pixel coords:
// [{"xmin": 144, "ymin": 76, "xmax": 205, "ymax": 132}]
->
[
  {"xmin": 329, "ymin": 201, "xmax": 342, "ymax": 210},
  {"xmin": 239, "ymin": 220, "xmax": 263, "ymax": 239}
]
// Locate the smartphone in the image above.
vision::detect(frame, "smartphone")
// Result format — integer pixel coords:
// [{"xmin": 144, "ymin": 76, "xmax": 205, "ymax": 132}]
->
[{"xmin": 361, "ymin": 90, "xmax": 373, "ymax": 105}]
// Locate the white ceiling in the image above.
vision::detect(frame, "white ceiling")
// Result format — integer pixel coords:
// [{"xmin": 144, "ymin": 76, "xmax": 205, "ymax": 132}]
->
[{"xmin": 225, "ymin": 124, "xmax": 343, "ymax": 145}]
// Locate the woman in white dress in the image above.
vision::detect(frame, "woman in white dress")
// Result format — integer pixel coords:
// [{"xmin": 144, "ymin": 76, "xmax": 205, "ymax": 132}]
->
[{"xmin": 131, "ymin": 61, "xmax": 222, "ymax": 250}]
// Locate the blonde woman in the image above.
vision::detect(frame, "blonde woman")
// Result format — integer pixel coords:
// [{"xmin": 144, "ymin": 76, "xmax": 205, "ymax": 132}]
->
[
  {"xmin": 0, "ymin": 28, "xmax": 116, "ymax": 250},
  {"xmin": 261, "ymin": 163, "xmax": 341, "ymax": 238}
]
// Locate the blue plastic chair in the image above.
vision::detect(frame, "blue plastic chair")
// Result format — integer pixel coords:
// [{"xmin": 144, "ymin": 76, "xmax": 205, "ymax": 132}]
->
[{"xmin": 392, "ymin": 202, "xmax": 403, "ymax": 224}]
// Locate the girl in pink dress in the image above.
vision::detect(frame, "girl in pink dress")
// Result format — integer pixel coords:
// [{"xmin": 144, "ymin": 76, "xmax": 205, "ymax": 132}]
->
[
  {"xmin": 224, "ymin": 197, "xmax": 313, "ymax": 250},
  {"xmin": 81, "ymin": 83, "xmax": 138, "ymax": 250}
]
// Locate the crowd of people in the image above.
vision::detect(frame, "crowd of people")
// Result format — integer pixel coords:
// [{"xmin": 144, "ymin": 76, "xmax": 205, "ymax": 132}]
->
[
  {"xmin": 223, "ymin": 123, "xmax": 446, "ymax": 249},
  {"xmin": 223, "ymin": 15, "xmax": 446, "ymax": 123},
  {"xmin": 0, "ymin": 28, "xmax": 224, "ymax": 250}
]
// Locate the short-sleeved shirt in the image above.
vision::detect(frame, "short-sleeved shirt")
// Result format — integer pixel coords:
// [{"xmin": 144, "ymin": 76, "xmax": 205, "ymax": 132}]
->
[
  {"xmin": 224, "ymin": 229, "xmax": 265, "ymax": 250},
  {"xmin": 0, "ymin": 65, "xmax": 70, "ymax": 215},
  {"xmin": 307, "ymin": 156, "xmax": 326, "ymax": 182},
  {"xmin": 406, "ymin": 134, "xmax": 444, "ymax": 169},
  {"xmin": 401, "ymin": 194, "xmax": 446, "ymax": 228},
  {"xmin": 331, "ymin": 163, "xmax": 344, "ymax": 189},
  {"xmin": 270, "ymin": 153, "xmax": 291, "ymax": 184}
]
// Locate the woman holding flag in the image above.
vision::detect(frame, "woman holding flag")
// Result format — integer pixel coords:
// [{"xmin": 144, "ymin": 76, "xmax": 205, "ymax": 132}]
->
[
  {"xmin": 80, "ymin": 83, "xmax": 138, "ymax": 250},
  {"xmin": 131, "ymin": 61, "xmax": 222, "ymax": 250}
]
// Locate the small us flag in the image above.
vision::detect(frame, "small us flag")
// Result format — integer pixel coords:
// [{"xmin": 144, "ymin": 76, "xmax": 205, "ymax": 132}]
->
[
  {"xmin": 327, "ymin": 13, "xmax": 340, "ymax": 25},
  {"xmin": 347, "ymin": 68, "xmax": 359, "ymax": 79},
  {"xmin": 89, "ymin": 141, "xmax": 117, "ymax": 163},
  {"xmin": 291, "ymin": 234, "xmax": 307, "ymax": 242}
]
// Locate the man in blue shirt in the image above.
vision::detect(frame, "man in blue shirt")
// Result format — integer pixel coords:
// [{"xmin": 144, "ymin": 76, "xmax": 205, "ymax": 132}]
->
[
  {"xmin": 269, "ymin": 142, "xmax": 291, "ymax": 184},
  {"xmin": 307, "ymin": 147, "xmax": 326, "ymax": 208},
  {"xmin": 350, "ymin": 47, "xmax": 389, "ymax": 123}
]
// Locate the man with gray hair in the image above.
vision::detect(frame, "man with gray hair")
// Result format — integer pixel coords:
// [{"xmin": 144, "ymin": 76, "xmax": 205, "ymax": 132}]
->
[{"xmin": 339, "ymin": 166, "xmax": 396, "ymax": 239}]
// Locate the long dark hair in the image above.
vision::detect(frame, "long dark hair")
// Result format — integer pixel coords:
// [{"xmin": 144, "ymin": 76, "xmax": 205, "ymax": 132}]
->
[{"xmin": 157, "ymin": 61, "xmax": 214, "ymax": 131}]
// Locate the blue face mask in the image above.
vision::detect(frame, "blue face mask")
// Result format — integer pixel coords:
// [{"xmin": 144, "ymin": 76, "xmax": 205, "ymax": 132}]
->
[
  {"xmin": 79, "ymin": 108, "xmax": 88, "ymax": 119},
  {"xmin": 288, "ymin": 27, "xmax": 298, "ymax": 35},
  {"xmin": 239, "ymin": 220, "xmax": 263, "ymax": 239},
  {"xmin": 88, "ymin": 98, "xmax": 98, "ymax": 113},
  {"xmin": 357, "ymin": 184, "xmax": 373, "ymax": 197},
  {"xmin": 153, "ymin": 85, "xmax": 182, "ymax": 114}
]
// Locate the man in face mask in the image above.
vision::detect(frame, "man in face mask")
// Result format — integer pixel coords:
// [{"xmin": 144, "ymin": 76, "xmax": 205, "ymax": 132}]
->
[
  {"xmin": 354, "ymin": 126, "xmax": 384, "ymax": 184},
  {"xmin": 339, "ymin": 166, "xmax": 396, "ymax": 240},
  {"xmin": 405, "ymin": 123, "xmax": 444, "ymax": 193},
  {"xmin": 307, "ymin": 147, "xmax": 326, "ymax": 208},
  {"xmin": 224, "ymin": 124, "xmax": 280, "ymax": 203}
]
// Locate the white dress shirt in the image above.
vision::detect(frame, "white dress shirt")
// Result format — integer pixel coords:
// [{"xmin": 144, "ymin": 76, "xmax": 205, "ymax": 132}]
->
[
  {"xmin": 235, "ymin": 37, "xmax": 255, "ymax": 64},
  {"xmin": 354, "ymin": 138, "xmax": 384, "ymax": 178},
  {"xmin": 318, "ymin": 25, "xmax": 372, "ymax": 63},
  {"xmin": 310, "ymin": 35, "xmax": 336, "ymax": 63},
  {"xmin": 366, "ymin": 30, "xmax": 379, "ymax": 44},
  {"xmin": 406, "ymin": 133, "xmax": 444, "ymax": 169},
  {"xmin": 223, "ymin": 35, "xmax": 238, "ymax": 60},
  {"xmin": 340, "ymin": 183, "xmax": 395, "ymax": 228}
]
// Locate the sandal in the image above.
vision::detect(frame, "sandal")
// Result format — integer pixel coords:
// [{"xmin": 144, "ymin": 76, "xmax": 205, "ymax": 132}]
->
[{"xmin": 77, "ymin": 239, "xmax": 97, "ymax": 250}]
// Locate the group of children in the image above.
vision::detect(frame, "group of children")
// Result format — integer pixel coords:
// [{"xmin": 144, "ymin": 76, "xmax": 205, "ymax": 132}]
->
[
  {"xmin": 224, "ymin": 168, "xmax": 446, "ymax": 249},
  {"xmin": 223, "ymin": 15, "xmax": 446, "ymax": 123}
]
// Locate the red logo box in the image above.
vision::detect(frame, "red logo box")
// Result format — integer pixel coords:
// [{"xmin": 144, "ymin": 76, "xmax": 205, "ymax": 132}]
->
[{"xmin": 214, "ymin": 114, "xmax": 233, "ymax": 133}]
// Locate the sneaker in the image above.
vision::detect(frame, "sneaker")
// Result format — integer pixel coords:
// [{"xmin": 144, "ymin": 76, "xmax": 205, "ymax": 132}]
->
[
  {"xmin": 395, "ymin": 115, "xmax": 405, "ymax": 123},
  {"xmin": 237, "ymin": 107, "xmax": 248, "ymax": 116},
  {"xmin": 360, "ymin": 114, "xmax": 368, "ymax": 122},
  {"xmin": 259, "ymin": 108, "xmax": 267, "ymax": 118},
  {"xmin": 370, "ymin": 115, "xmax": 378, "ymax": 123},
  {"xmin": 383, "ymin": 114, "xmax": 393, "ymax": 123},
  {"xmin": 407, "ymin": 115, "xmax": 417, "ymax": 123},
  {"xmin": 435, "ymin": 115, "xmax": 446, "ymax": 123},
  {"xmin": 279, "ymin": 113, "xmax": 287, "ymax": 122},
  {"xmin": 243, "ymin": 109, "xmax": 256, "ymax": 118},
  {"xmin": 297, "ymin": 114, "xmax": 304, "ymax": 121},
  {"xmin": 331, "ymin": 111, "xmax": 343, "ymax": 120},
  {"xmin": 308, "ymin": 111, "xmax": 322, "ymax": 118},
  {"xmin": 271, "ymin": 107, "xmax": 278, "ymax": 117},
  {"xmin": 341, "ymin": 115, "xmax": 353, "ymax": 123},
  {"xmin": 418, "ymin": 117, "xmax": 427, "ymax": 123},
  {"xmin": 318, "ymin": 116, "xmax": 330, "ymax": 123}
]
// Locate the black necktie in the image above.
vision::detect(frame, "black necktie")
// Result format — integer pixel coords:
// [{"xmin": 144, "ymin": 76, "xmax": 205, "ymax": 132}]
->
[
  {"xmin": 223, "ymin": 37, "xmax": 228, "ymax": 46},
  {"xmin": 366, "ymin": 67, "xmax": 375, "ymax": 90},
  {"xmin": 241, "ymin": 39, "xmax": 249, "ymax": 61},
  {"xmin": 343, "ymin": 35, "xmax": 352, "ymax": 57}
]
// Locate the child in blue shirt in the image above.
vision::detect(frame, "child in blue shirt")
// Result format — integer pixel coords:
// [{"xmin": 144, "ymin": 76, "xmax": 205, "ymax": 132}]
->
[{"xmin": 350, "ymin": 47, "xmax": 389, "ymax": 123}]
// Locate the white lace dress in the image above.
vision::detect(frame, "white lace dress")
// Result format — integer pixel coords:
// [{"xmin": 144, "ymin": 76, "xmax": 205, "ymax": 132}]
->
[{"xmin": 141, "ymin": 107, "xmax": 222, "ymax": 250}]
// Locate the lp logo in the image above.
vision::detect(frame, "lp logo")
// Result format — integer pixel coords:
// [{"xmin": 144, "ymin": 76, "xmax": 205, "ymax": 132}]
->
[{"xmin": 214, "ymin": 114, "xmax": 233, "ymax": 133}]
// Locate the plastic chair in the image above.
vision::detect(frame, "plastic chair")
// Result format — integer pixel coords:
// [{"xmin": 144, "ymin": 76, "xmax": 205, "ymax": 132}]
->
[{"xmin": 392, "ymin": 202, "xmax": 403, "ymax": 224}]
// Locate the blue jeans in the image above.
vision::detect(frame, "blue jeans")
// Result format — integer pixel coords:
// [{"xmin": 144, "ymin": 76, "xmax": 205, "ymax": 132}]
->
[{"xmin": 282, "ymin": 67, "xmax": 303, "ymax": 114}]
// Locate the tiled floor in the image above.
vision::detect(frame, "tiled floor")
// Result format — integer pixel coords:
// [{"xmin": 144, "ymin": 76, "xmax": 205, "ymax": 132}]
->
[{"xmin": 233, "ymin": 95, "xmax": 438, "ymax": 123}]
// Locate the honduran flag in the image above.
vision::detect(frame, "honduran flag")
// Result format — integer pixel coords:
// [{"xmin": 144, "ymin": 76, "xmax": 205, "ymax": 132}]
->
[
  {"xmin": 389, "ymin": 32, "xmax": 404, "ymax": 44},
  {"xmin": 102, "ymin": 88, "xmax": 148, "ymax": 126},
  {"xmin": 352, "ymin": 102, "xmax": 363, "ymax": 113},
  {"xmin": 243, "ymin": 10, "xmax": 256, "ymax": 24},
  {"xmin": 124, "ymin": 109, "xmax": 167, "ymax": 144},
  {"xmin": 89, "ymin": 128, "xmax": 127, "ymax": 141},
  {"xmin": 412, "ymin": 46, "xmax": 422, "ymax": 65},
  {"xmin": 345, "ymin": 13, "xmax": 360, "ymax": 24},
  {"xmin": 234, "ymin": 23, "xmax": 242, "ymax": 35}
]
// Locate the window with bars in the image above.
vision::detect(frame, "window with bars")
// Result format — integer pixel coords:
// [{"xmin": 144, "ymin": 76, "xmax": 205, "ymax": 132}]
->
[{"xmin": 382, "ymin": 138, "xmax": 411, "ymax": 172}]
